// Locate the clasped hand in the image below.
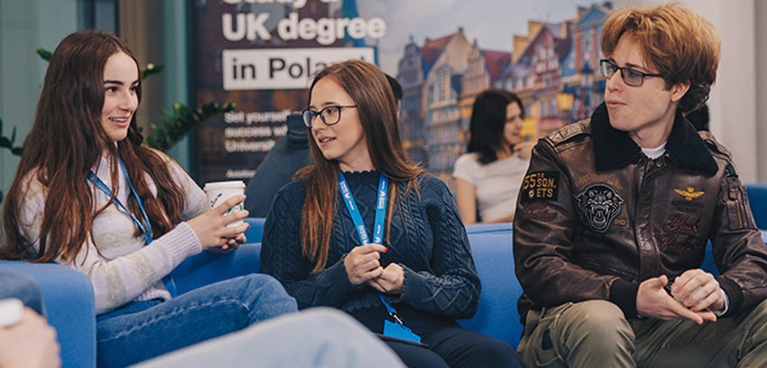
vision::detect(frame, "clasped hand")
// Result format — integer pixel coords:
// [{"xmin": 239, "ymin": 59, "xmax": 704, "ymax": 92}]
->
[
  {"xmin": 636, "ymin": 269, "xmax": 725, "ymax": 325},
  {"xmin": 343, "ymin": 243, "xmax": 404, "ymax": 295},
  {"xmin": 187, "ymin": 195, "xmax": 249, "ymax": 252}
]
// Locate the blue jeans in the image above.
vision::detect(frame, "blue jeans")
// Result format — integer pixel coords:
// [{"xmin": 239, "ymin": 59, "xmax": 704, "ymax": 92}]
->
[
  {"xmin": 96, "ymin": 274, "xmax": 297, "ymax": 368},
  {"xmin": 0, "ymin": 271, "xmax": 45, "ymax": 315}
]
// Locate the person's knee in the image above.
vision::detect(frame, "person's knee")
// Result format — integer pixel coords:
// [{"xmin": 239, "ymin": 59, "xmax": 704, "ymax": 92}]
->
[
  {"xmin": 563, "ymin": 300, "xmax": 632, "ymax": 346},
  {"xmin": 242, "ymin": 274, "xmax": 288, "ymax": 298},
  {"xmin": 239, "ymin": 274, "xmax": 297, "ymax": 315}
]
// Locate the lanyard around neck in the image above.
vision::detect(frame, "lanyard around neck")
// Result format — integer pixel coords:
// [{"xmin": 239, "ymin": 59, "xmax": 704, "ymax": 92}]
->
[
  {"xmin": 87, "ymin": 157, "xmax": 153, "ymax": 245},
  {"xmin": 338, "ymin": 172, "xmax": 406, "ymax": 319},
  {"xmin": 87, "ymin": 157, "xmax": 177, "ymax": 297},
  {"xmin": 338, "ymin": 172, "xmax": 388, "ymax": 245}
]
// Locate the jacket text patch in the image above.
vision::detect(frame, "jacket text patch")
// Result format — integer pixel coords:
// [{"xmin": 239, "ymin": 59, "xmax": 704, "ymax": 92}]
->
[{"xmin": 521, "ymin": 171, "xmax": 559, "ymax": 202}]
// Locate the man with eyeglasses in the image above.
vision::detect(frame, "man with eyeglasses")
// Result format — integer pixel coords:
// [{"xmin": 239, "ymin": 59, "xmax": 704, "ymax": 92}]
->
[{"xmin": 513, "ymin": 4, "xmax": 767, "ymax": 367}]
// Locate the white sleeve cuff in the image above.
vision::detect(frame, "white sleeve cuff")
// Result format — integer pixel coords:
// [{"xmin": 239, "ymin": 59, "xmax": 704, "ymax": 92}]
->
[{"xmin": 714, "ymin": 287, "xmax": 729, "ymax": 317}]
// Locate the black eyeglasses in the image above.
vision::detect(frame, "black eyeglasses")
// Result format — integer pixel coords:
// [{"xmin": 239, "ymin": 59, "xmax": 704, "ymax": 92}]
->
[
  {"xmin": 599, "ymin": 59, "xmax": 663, "ymax": 87},
  {"xmin": 302, "ymin": 105, "xmax": 358, "ymax": 128}
]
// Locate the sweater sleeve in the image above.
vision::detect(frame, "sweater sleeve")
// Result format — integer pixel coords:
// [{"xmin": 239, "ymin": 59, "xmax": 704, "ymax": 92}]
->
[
  {"xmin": 260, "ymin": 182, "xmax": 357, "ymax": 309},
  {"xmin": 66, "ymin": 223, "xmax": 201, "ymax": 314},
  {"xmin": 389, "ymin": 176, "xmax": 482, "ymax": 319},
  {"xmin": 17, "ymin": 169, "xmax": 203, "ymax": 315}
]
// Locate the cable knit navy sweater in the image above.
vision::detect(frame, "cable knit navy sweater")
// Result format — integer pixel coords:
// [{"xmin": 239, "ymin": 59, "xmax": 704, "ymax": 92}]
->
[{"xmin": 261, "ymin": 171, "xmax": 481, "ymax": 320}]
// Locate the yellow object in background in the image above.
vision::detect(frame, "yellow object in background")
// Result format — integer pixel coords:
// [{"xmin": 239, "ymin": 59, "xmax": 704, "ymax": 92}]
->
[{"xmin": 521, "ymin": 118, "xmax": 537, "ymax": 142}]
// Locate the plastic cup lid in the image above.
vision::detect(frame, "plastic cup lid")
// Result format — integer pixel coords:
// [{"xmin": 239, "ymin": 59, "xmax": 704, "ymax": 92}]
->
[{"xmin": 204, "ymin": 181, "xmax": 245, "ymax": 191}]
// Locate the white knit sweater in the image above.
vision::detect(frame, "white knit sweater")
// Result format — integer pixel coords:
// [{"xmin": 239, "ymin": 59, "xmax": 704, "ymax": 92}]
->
[{"xmin": 18, "ymin": 151, "xmax": 208, "ymax": 315}]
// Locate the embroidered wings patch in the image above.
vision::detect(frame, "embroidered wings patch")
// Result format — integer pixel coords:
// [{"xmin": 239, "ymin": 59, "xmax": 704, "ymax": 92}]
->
[{"xmin": 673, "ymin": 187, "xmax": 704, "ymax": 201}]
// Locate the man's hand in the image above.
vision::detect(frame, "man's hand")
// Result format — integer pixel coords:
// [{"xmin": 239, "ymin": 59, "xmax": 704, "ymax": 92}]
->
[
  {"xmin": 636, "ymin": 275, "xmax": 716, "ymax": 324},
  {"xmin": 670, "ymin": 269, "xmax": 726, "ymax": 313},
  {"xmin": 367, "ymin": 263, "xmax": 404, "ymax": 295}
]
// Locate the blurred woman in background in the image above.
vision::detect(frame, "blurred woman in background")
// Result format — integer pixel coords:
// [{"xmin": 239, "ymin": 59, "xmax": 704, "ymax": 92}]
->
[{"xmin": 453, "ymin": 89, "xmax": 533, "ymax": 224}]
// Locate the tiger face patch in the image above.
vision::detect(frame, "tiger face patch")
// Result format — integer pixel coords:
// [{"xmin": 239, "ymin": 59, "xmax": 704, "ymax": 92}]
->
[{"xmin": 575, "ymin": 184, "xmax": 624, "ymax": 233}]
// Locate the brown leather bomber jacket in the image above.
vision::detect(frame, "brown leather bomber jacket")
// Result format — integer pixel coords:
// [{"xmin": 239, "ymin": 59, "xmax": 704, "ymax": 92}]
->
[{"xmin": 513, "ymin": 103, "xmax": 767, "ymax": 323}]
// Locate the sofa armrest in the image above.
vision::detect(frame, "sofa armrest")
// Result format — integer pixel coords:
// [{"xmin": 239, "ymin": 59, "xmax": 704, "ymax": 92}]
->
[
  {"xmin": 0, "ymin": 260, "xmax": 96, "ymax": 368},
  {"xmin": 171, "ymin": 243, "xmax": 262, "ymax": 295}
]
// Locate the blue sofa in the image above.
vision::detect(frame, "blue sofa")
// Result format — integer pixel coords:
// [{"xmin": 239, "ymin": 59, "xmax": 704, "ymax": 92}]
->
[
  {"xmin": 175, "ymin": 220, "xmax": 525, "ymax": 346},
  {"xmin": 5, "ymin": 198, "xmax": 767, "ymax": 367},
  {"xmin": 748, "ymin": 183, "xmax": 767, "ymax": 230}
]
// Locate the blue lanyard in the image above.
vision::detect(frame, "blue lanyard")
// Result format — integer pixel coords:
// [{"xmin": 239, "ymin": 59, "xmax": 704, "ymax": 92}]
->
[
  {"xmin": 87, "ymin": 157, "xmax": 176, "ymax": 297},
  {"xmin": 338, "ymin": 172, "xmax": 405, "ymax": 323},
  {"xmin": 88, "ymin": 158, "xmax": 153, "ymax": 244},
  {"xmin": 338, "ymin": 172, "xmax": 388, "ymax": 245}
]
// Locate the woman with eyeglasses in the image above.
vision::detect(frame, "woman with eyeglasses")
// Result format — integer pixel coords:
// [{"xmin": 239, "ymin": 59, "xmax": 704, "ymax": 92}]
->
[
  {"xmin": 453, "ymin": 89, "xmax": 533, "ymax": 224},
  {"xmin": 260, "ymin": 59, "xmax": 523, "ymax": 368}
]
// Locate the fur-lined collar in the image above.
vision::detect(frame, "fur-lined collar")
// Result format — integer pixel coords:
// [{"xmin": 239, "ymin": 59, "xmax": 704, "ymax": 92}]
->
[{"xmin": 590, "ymin": 102, "xmax": 717, "ymax": 176}]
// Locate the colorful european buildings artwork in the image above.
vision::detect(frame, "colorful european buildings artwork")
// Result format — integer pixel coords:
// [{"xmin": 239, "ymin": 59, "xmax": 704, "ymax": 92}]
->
[{"xmin": 397, "ymin": 3, "xmax": 612, "ymax": 185}]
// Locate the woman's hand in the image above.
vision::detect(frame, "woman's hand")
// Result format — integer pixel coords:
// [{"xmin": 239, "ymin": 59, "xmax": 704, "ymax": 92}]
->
[
  {"xmin": 343, "ymin": 243, "xmax": 387, "ymax": 285},
  {"xmin": 367, "ymin": 263, "xmax": 404, "ymax": 295},
  {"xmin": 513, "ymin": 141, "xmax": 536, "ymax": 160},
  {"xmin": 187, "ymin": 195, "xmax": 250, "ymax": 251}
]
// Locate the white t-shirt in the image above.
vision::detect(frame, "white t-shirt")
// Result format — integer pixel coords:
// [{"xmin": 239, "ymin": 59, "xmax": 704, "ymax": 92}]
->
[{"xmin": 453, "ymin": 152, "xmax": 530, "ymax": 222}]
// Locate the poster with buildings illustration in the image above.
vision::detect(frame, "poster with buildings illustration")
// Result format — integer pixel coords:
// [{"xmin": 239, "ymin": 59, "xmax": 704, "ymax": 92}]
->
[{"xmin": 195, "ymin": 0, "xmax": 614, "ymax": 186}]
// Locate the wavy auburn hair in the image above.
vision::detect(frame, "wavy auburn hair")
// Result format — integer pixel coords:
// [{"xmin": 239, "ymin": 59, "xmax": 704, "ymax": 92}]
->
[
  {"xmin": 1, "ymin": 30, "xmax": 187, "ymax": 263},
  {"xmin": 297, "ymin": 59, "xmax": 424, "ymax": 273},
  {"xmin": 601, "ymin": 4, "xmax": 720, "ymax": 113}
]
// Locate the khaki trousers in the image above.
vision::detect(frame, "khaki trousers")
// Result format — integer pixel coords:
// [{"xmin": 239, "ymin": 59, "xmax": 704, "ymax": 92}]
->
[{"xmin": 516, "ymin": 299, "xmax": 767, "ymax": 368}]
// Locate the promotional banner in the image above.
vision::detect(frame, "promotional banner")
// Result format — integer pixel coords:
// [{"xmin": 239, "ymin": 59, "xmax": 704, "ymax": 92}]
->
[{"xmin": 194, "ymin": 0, "xmax": 611, "ymax": 184}]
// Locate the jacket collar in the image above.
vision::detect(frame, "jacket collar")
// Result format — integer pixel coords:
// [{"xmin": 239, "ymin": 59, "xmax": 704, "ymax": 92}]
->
[{"xmin": 590, "ymin": 102, "xmax": 718, "ymax": 176}]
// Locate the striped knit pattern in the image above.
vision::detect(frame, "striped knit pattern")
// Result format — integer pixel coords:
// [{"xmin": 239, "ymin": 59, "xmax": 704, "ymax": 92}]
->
[
  {"xmin": 261, "ymin": 171, "xmax": 481, "ymax": 319},
  {"xmin": 18, "ymin": 152, "xmax": 208, "ymax": 315}
]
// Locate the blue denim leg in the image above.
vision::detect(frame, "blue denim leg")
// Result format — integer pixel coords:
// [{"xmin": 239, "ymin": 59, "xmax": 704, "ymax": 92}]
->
[
  {"xmin": 0, "ymin": 271, "xmax": 45, "ymax": 315},
  {"xmin": 96, "ymin": 274, "xmax": 297, "ymax": 368}
]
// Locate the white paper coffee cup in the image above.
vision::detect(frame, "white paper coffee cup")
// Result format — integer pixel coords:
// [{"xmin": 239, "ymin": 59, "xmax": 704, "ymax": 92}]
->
[{"xmin": 204, "ymin": 180, "xmax": 246, "ymax": 227}]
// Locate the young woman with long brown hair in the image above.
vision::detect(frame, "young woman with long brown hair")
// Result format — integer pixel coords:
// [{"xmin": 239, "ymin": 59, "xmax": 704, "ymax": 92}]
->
[
  {"xmin": 0, "ymin": 30, "xmax": 297, "ymax": 367},
  {"xmin": 453, "ymin": 89, "xmax": 533, "ymax": 224},
  {"xmin": 260, "ymin": 59, "xmax": 523, "ymax": 368}
]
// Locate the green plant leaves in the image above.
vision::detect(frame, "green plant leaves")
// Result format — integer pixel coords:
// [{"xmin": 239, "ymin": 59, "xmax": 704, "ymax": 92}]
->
[
  {"xmin": 0, "ymin": 118, "xmax": 23, "ymax": 156},
  {"xmin": 143, "ymin": 102, "xmax": 236, "ymax": 151}
]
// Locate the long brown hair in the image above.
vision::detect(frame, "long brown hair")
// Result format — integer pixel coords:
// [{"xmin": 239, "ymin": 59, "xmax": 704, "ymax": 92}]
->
[
  {"xmin": 1, "ymin": 30, "xmax": 187, "ymax": 262},
  {"xmin": 298, "ymin": 59, "xmax": 424, "ymax": 273}
]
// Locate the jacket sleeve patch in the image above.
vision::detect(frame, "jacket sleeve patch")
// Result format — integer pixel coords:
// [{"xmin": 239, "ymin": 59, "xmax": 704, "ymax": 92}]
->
[{"xmin": 521, "ymin": 171, "xmax": 560, "ymax": 202}]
